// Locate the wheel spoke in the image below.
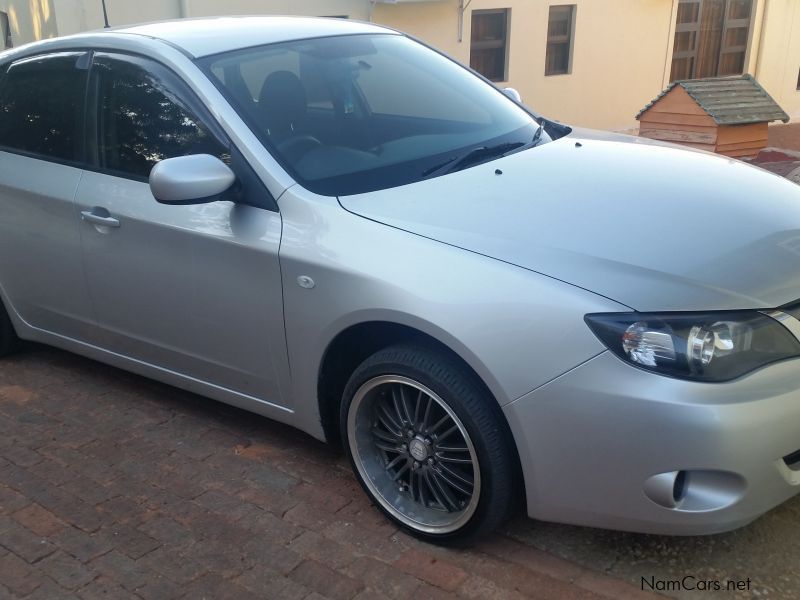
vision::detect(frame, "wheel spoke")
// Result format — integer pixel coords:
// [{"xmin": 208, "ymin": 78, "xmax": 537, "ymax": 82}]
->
[
  {"xmin": 385, "ymin": 454, "xmax": 406, "ymax": 471},
  {"xmin": 437, "ymin": 445, "xmax": 469, "ymax": 452},
  {"xmin": 421, "ymin": 394, "xmax": 433, "ymax": 432},
  {"xmin": 374, "ymin": 440, "xmax": 402, "ymax": 453},
  {"xmin": 377, "ymin": 403, "xmax": 403, "ymax": 436},
  {"xmin": 389, "ymin": 461, "xmax": 410, "ymax": 481},
  {"xmin": 437, "ymin": 424, "xmax": 459, "ymax": 441},
  {"xmin": 423, "ymin": 470, "xmax": 448, "ymax": 510},
  {"xmin": 413, "ymin": 390, "xmax": 423, "ymax": 430},
  {"xmin": 419, "ymin": 470, "xmax": 431, "ymax": 507},
  {"xmin": 430, "ymin": 469, "xmax": 461, "ymax": 512},
  {"xmin": 400, "ymin": 385, "xmax": 415, "ymax": 425},
  {"xmin": 391, "ymin": 386, "xmax": 409, "ymax": 427},
  {"xmin": 436, "ymin": 453, "xmax": 472, "ymax": 465},
  {"xmin": 372, "ymin": 427, "xmax": 401, "ymax": 444},
  {"xmin": 427, "ymin": 413, "xmax": 451, "ymax": 435},
  {"xmin": 436, "ymin": 464, "xmax": 473, "ymax": 494}
]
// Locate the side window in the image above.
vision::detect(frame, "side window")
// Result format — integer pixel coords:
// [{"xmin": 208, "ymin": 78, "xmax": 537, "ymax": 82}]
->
[
  {"xmin": 92, "ymin": 54, "xmax": 229, "ymax": 180},
  {"xmin": 0, "ymin": 52, "xmax": 88, "ymax": 162}
]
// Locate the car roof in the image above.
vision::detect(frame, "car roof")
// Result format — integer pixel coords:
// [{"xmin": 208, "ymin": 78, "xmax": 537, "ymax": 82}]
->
[{"xmin": 110, "ymin": 16, "xmax": 397, "ymax": 58}]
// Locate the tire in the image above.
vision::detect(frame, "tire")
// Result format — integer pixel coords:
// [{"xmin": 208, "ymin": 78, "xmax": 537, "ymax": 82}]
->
[
  {"xmin": 0, "ymin": 299, "xmax": 19, "ymax": 357},
  {"xmin": 340, "ymin": 342, "xmax": 519, "ymax": 544}
]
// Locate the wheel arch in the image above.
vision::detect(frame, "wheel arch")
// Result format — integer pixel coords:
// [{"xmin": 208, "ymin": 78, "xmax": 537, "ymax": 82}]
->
[{"xmin": 316, "ymin": 319, "xmax": 506, "ymax": 446}]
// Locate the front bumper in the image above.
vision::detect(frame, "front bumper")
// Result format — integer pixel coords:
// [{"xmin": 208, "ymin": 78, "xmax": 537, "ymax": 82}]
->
[{"xmin": 503, "ymin": 351, "xmax": 800, "ymax": 535}]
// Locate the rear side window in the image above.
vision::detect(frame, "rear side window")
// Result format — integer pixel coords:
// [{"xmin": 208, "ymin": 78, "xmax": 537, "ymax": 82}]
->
[
  {"xmin": 0, "ymin": 52, "xmax": 88, "ymax": 162},
  {"xmin": 92, "ymin": 53, "xmax": 229, "ymax": 180}
]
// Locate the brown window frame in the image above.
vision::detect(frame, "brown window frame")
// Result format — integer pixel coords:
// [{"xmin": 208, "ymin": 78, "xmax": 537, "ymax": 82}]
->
[
  {"xmin": 670, "ymin": 0, "xmax": 754, "ymax": 82},
  {"xmin": 545, "ymin": 5, "xmax": 576, "ymax": 77},
  {"xmin": 470, "ymin": 8, "xmax": 510, "ymax": 83}
]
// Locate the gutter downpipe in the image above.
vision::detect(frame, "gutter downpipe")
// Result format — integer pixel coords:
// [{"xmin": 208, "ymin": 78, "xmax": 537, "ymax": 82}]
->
[
  {"xmin": 179, "ymin": 0, "xmax": 190, "ymax": 19},
  {"xmin": 458, "ymin": 0, "xmax": 473, "ymax": 43},
  {"xmin": 753, "ymin": 0, "xmax": 769, "ymax": 79}
]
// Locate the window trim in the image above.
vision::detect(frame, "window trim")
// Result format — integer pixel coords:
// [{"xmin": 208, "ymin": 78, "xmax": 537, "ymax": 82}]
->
[
  {"xmin": 85, "ymin": 50, "xmax": 278, "ymax": 212},
  {"xmin": 0, "ymin": 51, "xmax": 90, "ymax": 169},
  {"xmin": 85, "ymin": 50, "xmax": 232, "ymax": 184},
  {"xmin": 0, "ymin": 46, "xmax": 278, "ymax": 211},
  {"xmin": 470, "ymin": 8, "xmax": 511, "ymax": 83},
  {"xmin": 545, "ymin": 4, "xmax": 576, "ymax": 77}
]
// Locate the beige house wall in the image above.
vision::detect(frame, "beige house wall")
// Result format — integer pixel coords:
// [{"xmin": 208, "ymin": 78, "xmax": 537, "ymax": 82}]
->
[
  {"xmin": 0, "ymin": 0, "xmax": 58, "ymax": 46},
  {"xmin": 9, "ymin": 0, "xmax": 800, "ymax": 131},
  {"xmin": 751, "ymin": 0, "xmax": 800, "ymax": 122},
  {"xmin": 375, "ymin": 0, "xmax": 679, "ymax": 131}
]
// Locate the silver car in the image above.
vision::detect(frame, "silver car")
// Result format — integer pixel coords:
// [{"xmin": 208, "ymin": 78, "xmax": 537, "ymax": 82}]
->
[{"xmin": 2, "ymin": 17, "xmax": 800, "ymax": 543}]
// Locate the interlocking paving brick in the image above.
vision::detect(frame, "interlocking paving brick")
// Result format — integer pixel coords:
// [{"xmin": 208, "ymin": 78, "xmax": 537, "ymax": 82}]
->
[
  {"xmin": 52, "ymin": 527, "xmax": 114, "ymax": 562},
  {"xmin": 0, "ymin": 551, "xmax": 42, "ymax": 596},
  {"xmin": 287, "ymin": 530, "xmax": 357, "ymax": 570},
  {"xmin": 37, "ymin": 551, "xmax": 95, "ymax": 590},
  {"xmin": 341, "ymin": 555, "xmax": 423, "ymax": 599},
  {"xmin": 76, "ymin": 575, "xmax": 140, "ymax": 600},
  {"xmin": 0, "ymin": 484, "xmax": 30, "ymax": 514},
  {"xmin": 12, "ymin": 504, "xmax": 64, "ymax": 537},
  {"xmin": 234, "ymin": 568, "xmax": 310, "ymax": 600},
  {"xmin": 0, "ymin": 516, "xmax": 57, "ymax": 563},
  {"xmin": 0, "ymin": 348, "xmax": 658, "ymax": 600},
  {"xmin": 101, "ymin": 524, "xmax": 161, "ymax": 560},
  {"xmin": 137, "ymin": 515, "xmax": 196, "ymax": 547},
  {"xmin": 289, "ymin": 559, "xmax": 364, "ymax": 600},
  {"xmin": 394, "ymin": 548, "xmax": 468, "ymax": 592}
]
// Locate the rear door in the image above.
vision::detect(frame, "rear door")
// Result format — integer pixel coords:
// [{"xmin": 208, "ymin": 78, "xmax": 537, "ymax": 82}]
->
[
  {"xmin": 0, "ymin": 52, "xmax": 96, "ymax": 341},
  {"xmin": 76, "ymin": 52, "xmax": 290, "ymax": 407}
]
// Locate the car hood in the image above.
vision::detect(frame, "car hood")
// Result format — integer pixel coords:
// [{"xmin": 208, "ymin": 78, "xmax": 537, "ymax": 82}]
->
[{"xmin": 338, "ymin": 128, "xmax": 800, "ymax": 312}]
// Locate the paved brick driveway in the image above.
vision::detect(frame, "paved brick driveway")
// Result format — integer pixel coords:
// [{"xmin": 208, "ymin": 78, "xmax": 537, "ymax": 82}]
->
[{"xmin": 0, "ymin": 345, "xmax": 656, "ymax": 600}]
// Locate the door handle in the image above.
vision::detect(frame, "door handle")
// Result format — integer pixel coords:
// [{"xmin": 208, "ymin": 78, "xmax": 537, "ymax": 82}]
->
[{"xmin": 81, "ymin": 208, "xmax": 120, "ymax": 228}]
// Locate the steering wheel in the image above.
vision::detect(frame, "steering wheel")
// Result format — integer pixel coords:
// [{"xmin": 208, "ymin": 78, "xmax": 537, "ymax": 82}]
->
[{"xmin": 277, "ymin": 134, "xmax": 323, "ymax": 162}]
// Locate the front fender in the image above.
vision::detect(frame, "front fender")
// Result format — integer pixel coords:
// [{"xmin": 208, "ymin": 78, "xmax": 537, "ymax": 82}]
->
[{"xmin": 277, "ymin": 185, "xmax": 628, "ymax": 439}]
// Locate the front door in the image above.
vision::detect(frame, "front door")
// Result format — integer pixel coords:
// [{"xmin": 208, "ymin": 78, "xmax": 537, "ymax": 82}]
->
[{"xmin": 75, "ymin": 52, "xmax": 290, "ymax": 407}]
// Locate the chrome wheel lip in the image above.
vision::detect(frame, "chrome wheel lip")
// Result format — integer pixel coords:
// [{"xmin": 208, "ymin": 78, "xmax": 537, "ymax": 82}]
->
[{"xmin": 347, "ymin": 374, "xmax": 481, "ymax": 535}]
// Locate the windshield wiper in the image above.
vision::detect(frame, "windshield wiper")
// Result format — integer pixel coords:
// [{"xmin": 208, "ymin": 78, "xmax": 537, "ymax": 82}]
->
[
  {"xmin": 421, "ymin": 141, "xmax": 525, "ymax": 179},
  {"xmin": 421, "ymin": 123, "xmax": 546, "ymax": 180}
]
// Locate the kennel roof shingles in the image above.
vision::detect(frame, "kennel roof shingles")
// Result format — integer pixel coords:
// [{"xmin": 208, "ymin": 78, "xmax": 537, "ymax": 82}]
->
[{"xmin": 637, "ymin": 74, "xmax": 789, "ymax": 126}]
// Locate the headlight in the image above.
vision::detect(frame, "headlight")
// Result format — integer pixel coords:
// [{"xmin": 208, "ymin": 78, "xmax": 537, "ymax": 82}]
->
[{"xmin": 584, "ymin": 311, "xmax": 800, "ymax": 382}]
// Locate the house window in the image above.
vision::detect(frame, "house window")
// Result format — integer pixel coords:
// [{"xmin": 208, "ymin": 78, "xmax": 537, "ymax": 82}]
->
[
  {"xmin": 1, "ymin": 12, "xmax": 12, "ymax": 49},
  {"xmin": 470, "ymin": 9, "xmax": 509, "ymax": 82},
  {"xmin": 670, "ymin": 0, "xmax": 753, "ymax": 82},
  {"xmin": 546, "ymin": 5, "xmax": 575, "ymax": 76}
]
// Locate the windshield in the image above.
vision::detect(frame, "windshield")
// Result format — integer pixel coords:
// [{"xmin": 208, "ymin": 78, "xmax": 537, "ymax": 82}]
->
[{"xmin": 199, "ymin": 33, "xmax": 546, "ymax": 196}]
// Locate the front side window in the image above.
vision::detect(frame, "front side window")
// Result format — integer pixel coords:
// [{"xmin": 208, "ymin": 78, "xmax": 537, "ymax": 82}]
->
[
  {"xmin": 0, "ymin": 52, "xmax": 87, "ymax": 162},
  {"xmin": 200, "ymin": 34, "xmax": 540, "ymax": 196},
  {"xmin": 92, "ymin": 54, "xmax": 229, "ymax": 180},
  {"xmin": 470, "ymin": 9, "xmax": 510, "ymax": 82},
  {"xmin": 671, "ymin": 0, "xmax": 753, "ymax": 82}
]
